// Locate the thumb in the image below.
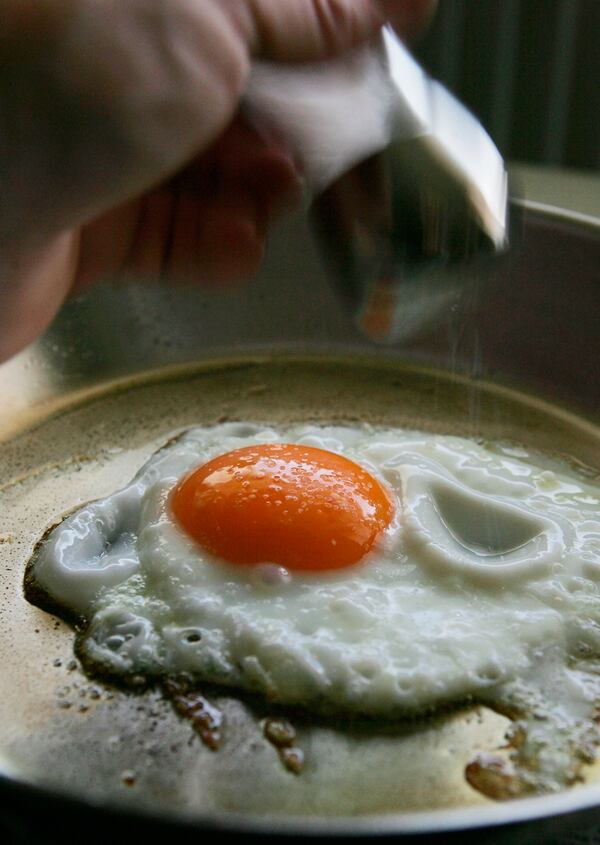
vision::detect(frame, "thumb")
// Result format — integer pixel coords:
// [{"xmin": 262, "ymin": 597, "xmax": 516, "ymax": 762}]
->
[{"xmin": 232, "ymin": 0, "xmax": 383, "ymax": 62}]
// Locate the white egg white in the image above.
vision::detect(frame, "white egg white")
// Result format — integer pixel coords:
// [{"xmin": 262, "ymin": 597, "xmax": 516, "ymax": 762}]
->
[{"xmin": 29, "ymin": 422, "xmax": 600, "ymax": 791}]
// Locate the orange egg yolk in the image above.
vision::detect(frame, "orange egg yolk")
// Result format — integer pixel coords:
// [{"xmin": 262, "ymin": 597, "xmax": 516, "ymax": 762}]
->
[{"xmin": 171, "ymin": 443, "xmax": 394, "ymax": 572}]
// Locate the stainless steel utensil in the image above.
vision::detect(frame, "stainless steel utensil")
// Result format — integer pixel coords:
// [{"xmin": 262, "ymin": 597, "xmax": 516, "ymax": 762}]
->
[{"xmin": 246, "ymin": 25, "xmax": 510, "ymax": 343}]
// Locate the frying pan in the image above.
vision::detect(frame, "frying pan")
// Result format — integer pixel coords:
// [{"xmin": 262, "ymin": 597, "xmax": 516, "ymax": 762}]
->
[{"xmin": 0, "ymin": 182, "xmax": 599, "ymax": 844}]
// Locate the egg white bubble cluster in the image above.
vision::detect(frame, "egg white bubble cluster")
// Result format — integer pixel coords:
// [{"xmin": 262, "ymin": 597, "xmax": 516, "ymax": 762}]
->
[{"xmin": 31, "ymin": 422, "xmax": 600, "ymax": 774}]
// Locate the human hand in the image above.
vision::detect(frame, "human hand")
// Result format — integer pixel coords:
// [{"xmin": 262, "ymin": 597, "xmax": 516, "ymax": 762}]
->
[{"xmin": 0, "ymin": 0, "xmax": 436, "ymax": 361}]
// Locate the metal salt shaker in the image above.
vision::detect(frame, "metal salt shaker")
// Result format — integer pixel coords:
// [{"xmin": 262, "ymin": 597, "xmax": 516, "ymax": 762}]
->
[{"xmin": 245, "ymin": 26, "xmax": 510, "ymax": 343}]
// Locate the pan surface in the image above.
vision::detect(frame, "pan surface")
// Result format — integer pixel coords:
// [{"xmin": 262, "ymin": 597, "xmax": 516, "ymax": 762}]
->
[{"xmin": 0, "ymin": 192, "xmax": 600, "ymax": 842}]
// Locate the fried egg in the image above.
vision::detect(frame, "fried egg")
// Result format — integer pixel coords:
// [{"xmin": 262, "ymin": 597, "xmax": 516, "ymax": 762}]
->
[{"xmin": 27, "ymin": 422, "xmax": 600, "ymax": 791}]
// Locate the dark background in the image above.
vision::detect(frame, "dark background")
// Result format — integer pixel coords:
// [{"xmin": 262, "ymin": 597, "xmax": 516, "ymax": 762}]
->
[{"xmin": 416, "ymin": 0, "xmax": 600, "ymax": 171}]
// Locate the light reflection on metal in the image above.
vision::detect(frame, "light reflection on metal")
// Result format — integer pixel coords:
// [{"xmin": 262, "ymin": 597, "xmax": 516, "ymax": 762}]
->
[{"xmin": 247, "ymin": 26, "xmax": 510, "ymax": 343}]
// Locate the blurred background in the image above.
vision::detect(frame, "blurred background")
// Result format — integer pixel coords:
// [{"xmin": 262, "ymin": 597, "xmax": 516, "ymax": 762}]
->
[{"xmin": 416, "ymin": 0, "xmax": 599, "ymax": 173}]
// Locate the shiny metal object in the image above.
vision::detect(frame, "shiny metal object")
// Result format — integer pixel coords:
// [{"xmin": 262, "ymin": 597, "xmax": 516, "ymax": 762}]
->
[{"xmin": 246, "ymin": 26, "xmax": 509, "ymax": 343}]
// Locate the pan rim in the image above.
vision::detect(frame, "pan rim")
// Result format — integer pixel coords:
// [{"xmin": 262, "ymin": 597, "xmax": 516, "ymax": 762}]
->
[{"xmin": 3, "ymin": 766, "xmax": 600, "ymax": 838}]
